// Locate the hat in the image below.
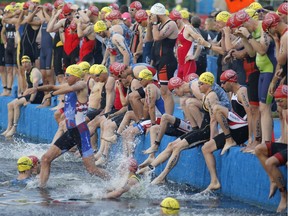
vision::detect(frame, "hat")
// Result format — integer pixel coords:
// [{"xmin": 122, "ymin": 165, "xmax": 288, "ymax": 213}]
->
[
  {"xmin": 89, "ymin": 64, "xmax": 98, "ymax": 74},
  {"xmin": 21, "ymin": 55, "xmax": 31, "ymax": 63},
  {"xmin": 220, "ymin": 69, "xmax": 238, "ymax": 83},
  {"xmin": 17, "ymin": 156, "xmax": 33, "ymax": 172},
  {"xmin": 226, "ymin": 14, "xmax": 237, "ymax": 28},
  {"xmin": 216, "ymin": 11, "xmax": 231, "ymax": 23},
  {"xmin": 232, "ymin": 10, "xmax": 250, "ymax": 28},
  {"xmin": 66, "ymin": 64, "xmax": 83, "ymax": 78},
  {"xmin": 94, "ymin": 20, "xmax": 107, "ymax": 33},
  {"xmin": 4, "ymin": 5, "xmax": 14, "ymax": 12},
  {"xmin": 160, "ymin": 197, "xmax": 180, "ymax": 215},
  {"xmin": 262, "ymin": 12, "xmax": 281, "ymax": 32},
  {"xmin": 128, "ymin": 158, "xmax": 138, "ymax": 173},
  {"xmin": 179, "ymin": 9, "xmax": 189, "ymax": 19},
  {"xmin": 135, "ymin": 10, "xmax": 148, "ymax": 23},
  {"xmin": 62, "ymin": 3, "xmax": 72, "ymax": 15},
  {"xmin": 199, "ymin": 72, "xmax": 214, "ymax": 85},
  {"xmin": 151, "ymin": 3, "xmax": 166, "ymax": 15},
  {"xmin": 31, "ymin": 0, "xmax": 40, "ymax": 3},
  {"xmin": 108, "ymin": 10, "xmax": 122, "ymax": 20},
  {"xmin": 54, "ymin": 0, "xmax": 64, "ymax": 9},
  {"xmin": 109, "ymin": 62, "xmax": 126, "ymax": 76},
  {"xmin": 78, "ymin": 61, "xmax": 91, "ymax": 73},
  {"xmin": 43, "ymin": 3, "xmax": 53, "ymax": 12},
  {"xmin": 278, "ymin": 3, "xmax": 288, "ymax": 15},
  {"xmin": 28, "ymin": 155, "xmax": 39, "ymax": 167},
  {"xmin": 89, "ymin": 5, "xmax": 99, "ymax": 16},
  {"xmin": 184, "ymin": 73, "xmax": 199, "ymax": 82},
  {"xmin": 138, "ymin": 69, "xmax": 153, "ymax": 80},
  {"xmin": 274, "ymin": 85, "xmax": 288, "ymax": 99},
  {"xmin": 94, "ymin": 64, "xmax": 108, "ymax": 75},
  {"xmin": 101, "ymin": 6, "xmax": 112, "ymax": 14},
  {"xmin": 245, "ymin": 8, "xmax": 258, "ymax": 20},
  {"xmin": 109, "ymin": 3, "xmax": 119, "ymax": 11},
  {"xmin": 130, "ymin": 1, "xmax": 142, "ymax": 10},
  {"xmin": 169, "ymin": 10, "xmax": 182, "ymax": 21},
  {"xmin": 122, "ymin": 12, "xmax": 132, "ymax": 22},
  {"xmin": 168, "ymin": 77, "xmax": 184, "ymax": 91},
  {"xmin": 248, "ymin": 2, "xmax": 263, "ymax": 11}
]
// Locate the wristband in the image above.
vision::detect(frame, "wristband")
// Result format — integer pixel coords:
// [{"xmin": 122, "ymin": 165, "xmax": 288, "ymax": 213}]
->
[
  {"xmin": 247, "ymin": 34, "xmax": 253, "ymax": 40},
  {"xmin": 152, "ymin": 22, "xmax": 158, "ymax": 25},
  {"xmin": 50, "ymin": 91, "xmax": 55, "ymax": 97},
  {"xmin": 28, "ymin": 10, "xmax": 33, "ymax": 13},
  {"xmin": 207, "ymin": 43, "xmax": 212, "ymax": 49}
]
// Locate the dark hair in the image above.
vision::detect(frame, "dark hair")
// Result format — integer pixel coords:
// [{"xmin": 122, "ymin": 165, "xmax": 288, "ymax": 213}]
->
[
  {"xmin": 191, "ymin": 16, "xmax": 201, "ymax": 28},
  {"xmin": 263, "ymin": 5, "xmax": 274, "ymax": 11},
  {"xmin": 120, "ymin": 5, "xmax": 129, "ymax": 14}
]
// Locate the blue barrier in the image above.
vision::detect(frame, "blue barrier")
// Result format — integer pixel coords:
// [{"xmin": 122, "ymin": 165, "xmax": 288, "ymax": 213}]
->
[
  {"xmin": 206, "ymin": 55, "xmax": 218, "ymax": 78},
  {"xmin": 0, "ymin": 95, "xmax": 286, "ymax": 211}
]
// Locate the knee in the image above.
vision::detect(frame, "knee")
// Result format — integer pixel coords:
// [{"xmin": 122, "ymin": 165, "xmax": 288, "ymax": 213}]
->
[
  {"xmin": 202, "ymin": 141, "xmax": 213, "ymax": 154},
  {"xmin": 265, "ymin": 158, "xmax": 277, "ymax": 171},
  {"xmin": 254, "ymin": 144, "xmax": 266, "ymax": 157},
  {"xmin": 41, "ymin": 154, "xmax": 52, "ymax": 165},
  {"xmin": 161, "ymin": 114, "xmax": 170, "ymax": 123}
]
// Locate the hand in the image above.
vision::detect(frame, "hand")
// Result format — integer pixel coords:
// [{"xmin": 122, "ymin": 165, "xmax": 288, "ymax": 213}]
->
[
  {"xmin": 43, "ymin": 94, "xmax": 52, "ymax": 102},
  {"xmin": 23, "ymin": 101, "xmax": 31, "ymax": 106},
  {"xmin": 24, "ymin": 87, "xmax": 37, "ymax": 95},
  {"xmin": 150, "ymin": 14, "xmax": 158, "ymax": 23},
  {"xmin": 268, "ymin": 80, "xmax": 277, "ymax": 95},
  {"xmin": 223, "ymin": 26, "xmax": 231, "ymax": 35},
  {"xmin": 237, "ymin": 27, "xmax": 250, "ymax": 39}
]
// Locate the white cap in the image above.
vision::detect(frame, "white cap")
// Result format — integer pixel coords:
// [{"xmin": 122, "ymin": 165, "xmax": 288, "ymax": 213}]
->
[{"xmin": 150, "ymin": 3, "xmax": 166, "ymax": 15}]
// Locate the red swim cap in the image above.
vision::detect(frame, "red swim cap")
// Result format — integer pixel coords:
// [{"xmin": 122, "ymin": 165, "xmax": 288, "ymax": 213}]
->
[
  {"xmin": 220, "ymin": 69, "xmax": 238, "ymax": 83},
  {"xmin": 108, "ymin": 10, "xmax": 122, "ymax": 20},
  {"xmin": 28, "ymin": 155, "xmax": 39, "ymax": 167},
  {"xmin": 135, "ymin": 10, "xmax": 148, "ymax": 23},
  {"xmin": 109, "ymin": 3, "xmax": 119, "ymax": 11},
  {"xmin": 262, "ymin": 12, "xmax": 281, "ymax": 32},
  {"xmin": 233, "ymin": 10, "xmax": 250, "ymax": 28},
  {"xmin": 184, "ymin": 73, "xmax": 199, "ymax": 82},
  {"xmin": 128, "ymin": 158, "xmax": 138, "ymax": 173},
  {"xmin": 62, "ymin": 3, "xmax": 72, "ymax": 15},
  {"xmin": 130, "ymin": 1, "xmax": 142, "ymax": 10},
  {"xmin": 89, "ymin": 5, "xmax": 99, "ymax": 16},
  {"xmin": 168, "ymin": 77, "xmax": 184, "ymax": 91},
  {"xmin": 278, "ymin": 2, "xmax": 288, "ymax": 15},
  {"xmin": 274, "ymin": 85, "xmax": 288, "ymax": 99},
  {"xmin": 169, "ymin": 10, "xmax": 182, "ymax": 21},
  {"xmin": 54, "ymin": 0, "xmax": 64, "ymax": 9},
  {"xmin": 109, "ymin": 62, "xmax": 126, "ymax": 76}
]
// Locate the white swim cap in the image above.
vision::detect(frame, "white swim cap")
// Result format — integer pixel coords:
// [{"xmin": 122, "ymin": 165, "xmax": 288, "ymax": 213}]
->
[{"xmin": 150, "ymin": 3, "xmax": 166, "ymax": 15}]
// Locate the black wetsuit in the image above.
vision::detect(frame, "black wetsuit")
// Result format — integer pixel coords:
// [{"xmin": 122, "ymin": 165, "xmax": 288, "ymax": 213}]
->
[{"xmin": 20, "ymin": 24, "xmax": 39, "ymax": 63}]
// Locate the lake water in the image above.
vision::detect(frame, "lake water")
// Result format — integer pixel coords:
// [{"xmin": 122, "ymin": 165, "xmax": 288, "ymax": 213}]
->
[{"xmin": 0, "ymin": 136, "xmax": 280, "ymax": 216}]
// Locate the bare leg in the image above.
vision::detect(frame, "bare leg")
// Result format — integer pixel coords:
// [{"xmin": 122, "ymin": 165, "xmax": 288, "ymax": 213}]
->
[
  {"xmin": 39, "ymin": 145, "xmax": 62, "ymax": 188},
  {"xmin": 1, "ymin": 101, "xmax": 15, "ymax": 136},
  {"xmin": 121, "ymin": 126, "xmax": 140, "ymax": 157},
  {"xmin": 2, "ymin": 66, "xmax": 13, "ymax": 96},
  {"xmin": 128, "ymin": 91, "xmax": 144, "ymax": 122},
  {"xmin": 0, "ymin": 66, "xmax": 7, "ymax": 95},
  {"xmin": 185, "ymin": 98, "xmax": 203, "ymax": 128},
  {"xmin": 259, "ymin": 102, "xmax": 272, "ymax": 143},
  {"xmin": 160, "ymin": 85, "xmax": 174, "ymax": 115},
  {"xmin": 151, "ymin": 139, "xmax": 189, "ymax": 184},
  {"xmin": 117, "ymin": 111, "xmax": 136, "ymax": 134},
  {"xmin": 255, "ymin": 144, "xmax": 277, "ymax": 198},
  {"xmin": 51, "ymin": 120, "xmax": 66, "ymax": 144},
  {"xmin": 82, "ymin": 155, "xmax": 110, "ymax": 180},
  {"xmin": 201, "ymin": 140, "xmax": 221, "ymax": 192}
]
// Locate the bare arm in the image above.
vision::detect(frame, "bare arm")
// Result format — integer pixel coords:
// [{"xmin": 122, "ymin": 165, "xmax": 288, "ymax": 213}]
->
[
  {"xmin": 112, "ymin": 35, "xmax": 130, "ymax": 66},
  {"xmin": 206, "ymin": 92, "xmax": 220, "ymax": 139},
  {"xmin": 105, "ymin": 178, "xmax": 138, "ymax": 199},
  {"xmin": 152, "ymin": 19, "xmax": 176, "ymax": 41},
  {"xmin": 46, "ymin": 9, "xmax": 64, "ymax": 33},
  {"xmin": 104, "ymin": 77, "xmax": 116, "ymax": 113},
  {"xmin": 146, "ymin": 85, "xmax": 157, "ymax": 124}
]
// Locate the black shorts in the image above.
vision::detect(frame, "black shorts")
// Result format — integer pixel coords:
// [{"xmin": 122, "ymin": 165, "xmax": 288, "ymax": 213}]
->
[
  {"xmin": 18, "ymin": 91, "xmax": 44, "ymax": 104},
  {"xmin": 54, "ymin": 46, "xmax": 64, "ymax": 76},
  {"xmin": 266, "ymin": 142, "xmax": 287, "ymax": 165},
  {"xmin": 86, "ymin": 108, "xmax": 102, "ymax": 121},
  {"xmin": 0, "ymin": 44, "xmax": 5, "ymax": 66},
  {"xmin": 5, "ymin": 46, "xmax": 17, "ymax": 66},
  {"xmin": 180, "ymin": 124, "xmax": 210, "ymax": 149},
  {"xmin": 214, "ymin": 126, "xmax": 249, "ymax": 149},
  {"xmin": 111, "ymin": 113, "xmax": 125, "ymax": 127},
  {"xmin": 247, "ymin": 72, "xmax": 259, "ymax": 105},
  {"xmin": 136, "ymin": 87, "xmax": 145, "ymax": 99},
  {"xmin": 165, "ymin": 118, "xmax": 192, "ymax": 137},
  {"xmin": 63, "ymin": 47, "xmax": 79, "ymax": 70}
]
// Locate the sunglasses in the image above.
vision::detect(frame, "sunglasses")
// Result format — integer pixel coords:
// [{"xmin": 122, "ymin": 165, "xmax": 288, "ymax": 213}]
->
[
  {"xmin": 138, "ymin": 78, "xmax": 143, "ymax": 81},
  {"xmin": 198, "ymin": 81, "xmax": 205, "ymax": 86},
  {"xmin": 65, "ymin": 73, "xmax": 71, "ymax": 77}
]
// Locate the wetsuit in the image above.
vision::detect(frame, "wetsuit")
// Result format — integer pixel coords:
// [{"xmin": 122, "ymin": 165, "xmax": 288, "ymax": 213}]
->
[
  {"xmin": 151, "ymin": 20, "xmax": 177, "ymax": 85},
  {"xmin": 53, "ymin": 32, "xmax": 64, "ymax": 76},
  {"xmin": 142, "ymin": 27, "xmax": 153, "ymax": 64},
  {"xmin": 130, "ymin": 23, "xmax": 140, "ymax": 54},
  {"xmin": 280, "ymin": 27, "xmax": 288, "ymax": 84},
  {"xmin": 176, "ymin": 26, "xmax": 197, "ymax": 79},
  {"xmin": 0, "ymin": 20, "xmax": 4, "ymax": 67},
  {"xmin": 54, "ymin": 91, "xmax": 93, "ymax": 158},
  {"xmin": 4, "ymin": 23, "xmax": 17, "ymax": 66},
  {"xmin": 63, "ymin": 19, "xmax": 80, "ymax": 69},
  {"xmin": 213, "ymin": 88, "xmax": 249, "ymax": 149},
  {"xmin": 19, "ymin": 67, "xmax": 44, "ymax": 104},
  {"xmin": 40, "ymin": 22, "xmax": 53, "ymax": 70},
  {"xmin": 20, "ymin": 24, "xmax": 39, "ymax": 63}
]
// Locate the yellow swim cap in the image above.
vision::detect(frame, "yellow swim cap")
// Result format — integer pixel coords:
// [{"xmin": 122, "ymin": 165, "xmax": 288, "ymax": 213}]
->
[
  {"xmin": 199, "ymin": 72, "xmax": 214, "ymax": 85},
  {"xmin": 160, "ymin": 197, "xmax": 180, "ymax": 215},
  {"xmin": 248, "ymin": 2, "xmax": 263, "ymax": 11},
  {"xmin": 66, "ymin": 64, "xmax": 83, "ymax": 78},
  {"xmin": 78, "ymin": 61, "xmax": 91, "ymax": 73},
  {"xmin": 245, "ymin": 9, "xmax": 258, "ymax": 20},
  {"xmin": 31, "ymin": 0, "xmax": 40, "ymax": 3},
  {"xmin": 4, "ymin": 5, "xmax": 14, "ymax": 12},
  {"xmin": 101, "ymin": 6, "xmax": 112, "ymax": 14},
  {"xmin": 165, "ymin": 9, "xmax": 169, "ymax": 16},
  {"xmin": 94, "ymin": 20, "xmax": 107, "ymax": 33},
  {"xmin": 146, "ymin": 10, "xmax": 151, "ymax": 15},
  {"xmin": 216, "ymin": 11, "xmax": 231, "ymax": 23},
  {"xmin": 14, "ymin": 2, "xmax": 23, "ymax": 10},
  {"xmin": 179, "ymin": 9, "xmax": 189, "ymax": 19},
  {"xmin": 89, "ymin": 64, "xmax": 98, "ymax": 74},
  {"xmin": 21, "ymin": 55, "xmax": 31, "ymax": 63},
  {"xmin": 93, "ymin": 64, "xmax": 108, "ymax": 76},
  {"xmin": 17, "ymin": 156, "xmax": 33, "ymax": 172},
  {"xmin": 138, "ymin": 69, "xmax": 153, "ymax": 80}
]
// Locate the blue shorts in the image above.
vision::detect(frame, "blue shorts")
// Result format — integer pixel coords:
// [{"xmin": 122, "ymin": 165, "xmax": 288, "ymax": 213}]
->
[{"xmin": 258, "ymin": 73, "xmax": 274, "ymax": 104}]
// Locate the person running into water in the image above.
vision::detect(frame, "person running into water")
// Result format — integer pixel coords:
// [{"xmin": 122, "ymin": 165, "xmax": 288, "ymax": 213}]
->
[{"xmin": 26, "ymin": 64, "xmax": 109, "ymax": 187}]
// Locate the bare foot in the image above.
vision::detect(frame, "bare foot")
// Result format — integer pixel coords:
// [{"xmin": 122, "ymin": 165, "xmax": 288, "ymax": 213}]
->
[
  {"xmin": 5, "ymin": 126, "xmax": 16, "ymax": 138},
  {"xmin": 151, "ymin": 177, "xmax": 166, "ymax": 185},
  {"xmin": 95, "ymin": 156, "xmax": 107, "ymax": 166},
  {"xmin": 143, "ymin": 145, "xmax": 158, "ymax": 154},
  {"xmin": 269, "ymin": 182, "xmax": 277, "ymax": 199},
  {"xmin": 276, "ymin": 198, "xmax": 287, "ymax": 213},
  {"xmin": 136, "ymin": 166, "xmax": 150, "ymax": 175},
  {"xmin": 1, "ymin": 91, "xmax": 11, "ymax": 96},
  {"xmin": 221, "ymin": 141, "xmax": 237, "ymax": 155},
  {"xmin": 201, "ymin": 182, "xmax": 221, "ymax": 194},
  {"xmin": 139, "ymin": 157, "xmax": 155, "ymax": 169},
  {"xmin": 1, "ymin": 127, "xmax": 12, "ymax": 136},
  {"xmin": 74, "ymin": 150, "xmax": 81, "ymax": 158},
  {"xmin": 37, "ymin": 99, "xmax": 51, "ymax": 108}
]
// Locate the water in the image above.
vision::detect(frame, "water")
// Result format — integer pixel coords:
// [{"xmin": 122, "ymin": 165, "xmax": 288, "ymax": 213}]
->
[{"xmin": 0, "ymin": 137, "xmax": 279, "ymax": 216}]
